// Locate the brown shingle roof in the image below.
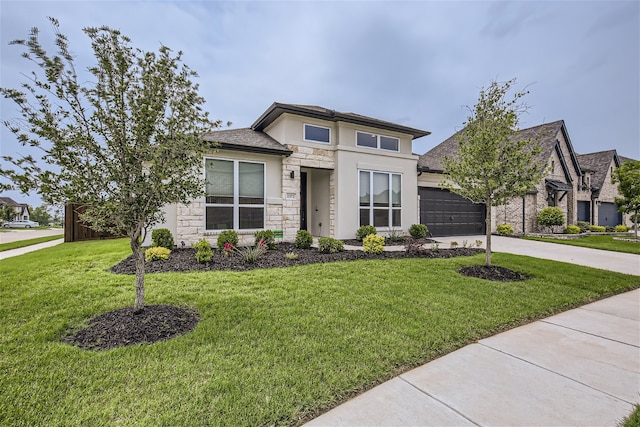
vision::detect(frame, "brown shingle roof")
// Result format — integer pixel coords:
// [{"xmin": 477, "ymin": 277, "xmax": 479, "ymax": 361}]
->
[
  {"xmin": 418, "ymin": 120, "xmax": 568, "ymax": 173},
  {"xmin": 576, "ymin": 150, "xmax": 619, "ymax": 190},
  {"xmin": 252, "ymin": 102, "xmax": 430, "ymax": 139},
  {"xmin": 0, "ymin": 197, "xmax": 19, "ymax": 207},
  {"xmin": 202, "ymin": 128, "xmax": 292, "ymax": 156}
]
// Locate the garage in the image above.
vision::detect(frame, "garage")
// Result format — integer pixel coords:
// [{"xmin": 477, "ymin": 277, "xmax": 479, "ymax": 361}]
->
[
  {"xmin": 418, "ymin": 187, "xmax": 485, "ymax": 236},
  {"xmin": 598, "ymin": 202, "xmax": 622, "ymax": 227}
]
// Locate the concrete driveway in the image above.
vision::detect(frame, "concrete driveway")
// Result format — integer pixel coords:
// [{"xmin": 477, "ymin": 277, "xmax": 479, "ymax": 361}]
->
[
  {"xmin": 0, "ymin": 228, "xmax": 64, "ymax": 244},
  {"xmin": 434, "ymin": 234, "xmax": 640, "ymax": 276},
  {"xmin": 306, "ymin": 235, "xmax": 640, "ymax": 426}
]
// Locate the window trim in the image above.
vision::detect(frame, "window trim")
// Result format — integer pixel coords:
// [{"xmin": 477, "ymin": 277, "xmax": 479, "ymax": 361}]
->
[
  {"xmin": 356, "ymin": 131, "xmax": 399, "ymax": 152},
  {"xmin": 204, "ymin": 157, "xmax": 266, "ymax": 231},
  {"xmin": 358, "ymin": 169, "xmax": 402, "ymax": 228},
  {"xmin": 303, "ymin": 123, "xmax": 331, "ymax": 144}
]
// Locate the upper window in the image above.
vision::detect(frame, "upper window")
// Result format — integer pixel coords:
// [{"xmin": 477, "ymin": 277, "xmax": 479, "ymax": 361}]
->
[
  {"xmin": 359, "ymin": 170, "xmax": 401, "ymax": 228},
  {"xmin": 205, "ymin": 159, "xmax": 265, "ymax": 230},
  {"xmin": 356, "ymin": 131, "xmax": 399, "ymax": 152},
  {"xmin": 304, "ymin": 124, "xmax": 330, "ymax": 143}
]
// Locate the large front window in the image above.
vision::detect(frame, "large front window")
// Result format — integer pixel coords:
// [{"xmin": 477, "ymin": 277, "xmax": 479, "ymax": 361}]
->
[
  {"xmin": 359, "ymin": 170, "xmax": 401, "ymax": 227},
  {"xmin": 205, "ymin": 159, "xmax": 265, "ymax": 230}
]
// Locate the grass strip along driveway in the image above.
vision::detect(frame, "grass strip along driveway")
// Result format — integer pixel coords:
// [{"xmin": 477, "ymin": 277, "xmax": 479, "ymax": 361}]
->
[
  {"xmin": 0, "ymin": 234, "xmax": 63, "ymax": 252},
  {"xmin": 525, "ymin": 234, "xmax": 640, "ymax": 255},
  {"xmin": 1, "ymin": 238, "xmax": 638, "ymax": 426}
]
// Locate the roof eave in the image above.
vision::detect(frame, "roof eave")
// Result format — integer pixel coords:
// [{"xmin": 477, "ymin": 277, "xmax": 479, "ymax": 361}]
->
[
  {"xmin": 218, "ymin": 142, "xmax": 292, "ymax": 157},
  {"xmin": 252, "ymin": 102, "xmax": 431, "ymax": 139}
]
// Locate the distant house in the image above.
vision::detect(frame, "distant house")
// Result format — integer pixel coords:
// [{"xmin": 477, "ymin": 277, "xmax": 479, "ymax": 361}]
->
[
  {"xmin": 0, "ymin": 197, "xmax": 30, "ymax": 222},
  {"xmin": 576, "ymin": 150, "xmax": 626, "ymax": 227},
  {"xmin": 149, "ymin": 102, "xmax": 430, "ymax": 246},
  {"xmin": 416, "ymin": 120, "xmax": 632, "ymax": 235}
]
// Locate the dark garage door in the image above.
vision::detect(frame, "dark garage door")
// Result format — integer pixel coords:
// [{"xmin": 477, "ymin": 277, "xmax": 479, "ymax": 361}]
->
[
  {"xmin": 577, "ymin": 201, "xmax": 591, "ymax": 222},
  {"xmin": 598, "ymin": 202, "xmax": 622, "ymax": 227},
  {"xmin": 419, "ymin": 188, "xmax": 485, "ymax": 236}
]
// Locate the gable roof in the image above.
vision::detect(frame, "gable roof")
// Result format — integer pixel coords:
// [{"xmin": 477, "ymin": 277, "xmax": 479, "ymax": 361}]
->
[
  {"xmin": 0, "ymin": 197, "xmax": 19, "ymax": 207},
  {"xmin": 418, "ymin": 120, "xmax": 582, "ymax": 181},
  {"xmin": 576, "ymin": 150, "xmax": 620, "ymax": 191},
  {"xmin": 202, "ymin": 128, "xmax": 292, "ymax": 156},
  {"xmin": 251, "ymin": 102, "xmax": 431, "ymax": 139}
]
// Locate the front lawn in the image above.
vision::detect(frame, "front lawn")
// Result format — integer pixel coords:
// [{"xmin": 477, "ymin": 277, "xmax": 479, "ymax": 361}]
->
[
  {"xmin": 0, "ymin": 234, "xmax": 63, "ymax": 252},
  {"xmin": 524, "ymin": 234, "xmax": 640, "ymax": 255},
  {"xmin": 1, "ymin": 238, "xmax": 638, "ymax": 426}
]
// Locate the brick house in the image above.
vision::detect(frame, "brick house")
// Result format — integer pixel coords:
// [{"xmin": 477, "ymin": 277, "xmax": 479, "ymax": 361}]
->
[
  {"xmin": 576, "ymin": 150, "xmax": 631, "ymax": 227},
  {"xmin": 416, "ymin": 120, "xmax": 627, "ymax": 235}
]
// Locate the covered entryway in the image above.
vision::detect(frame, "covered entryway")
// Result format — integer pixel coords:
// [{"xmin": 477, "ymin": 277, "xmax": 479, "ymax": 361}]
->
[
  {"xmin": 419, "ymin": 187, "xmax": 485, "ymax": 236},
  {"xmin": 598, "ymin": 202, "xmax": 622, "ymax": 227}
]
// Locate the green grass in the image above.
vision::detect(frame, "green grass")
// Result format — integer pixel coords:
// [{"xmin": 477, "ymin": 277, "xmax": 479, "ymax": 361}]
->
[
  {"xmin": 1, "ymin": 238, "xmax": 638, "ymax": 426},
  {"xmin": 621, "ymin": 405, "xmax": 640, "ymax": 427},
  {"xmin": 524, "ymin": 235, "xmax": 640, "ymax": 254},
  {"xmin": 0, "ymin": 234, "xmax": 63, "ymax": 252}
]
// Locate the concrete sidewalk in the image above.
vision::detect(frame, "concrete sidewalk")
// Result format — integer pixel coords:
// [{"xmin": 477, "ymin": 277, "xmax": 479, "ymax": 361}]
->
[
  {"xmin": 307, "ymin": 236, "xmax": 640, "ymax": 426},
  {"xmin": 0, "ymin": 238, "xmax": 64, "ymax": 260},
  {"xmin": 307, "ymin": 289, "xmax": 640, "ymax": 426}
]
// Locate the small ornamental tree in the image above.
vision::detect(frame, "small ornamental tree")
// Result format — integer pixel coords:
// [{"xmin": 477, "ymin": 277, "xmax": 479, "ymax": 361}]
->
[
  {"xmin": 612, "ymin": 159, "xmax": 640, "ymax": 240},
  {"xmin": 1, "ymin": 204, "xmax": 15, "ymax": 222},
  {"xmin": 30, "ymin": 205, "xmax": 52, "ymax": 225},
  {"xmin": 442, "ymin": 78, "xmax": 547, "ymax": 266},
  {"xmin": 0, "ymin": 18, "xmax": 219, "ymax": 312}
]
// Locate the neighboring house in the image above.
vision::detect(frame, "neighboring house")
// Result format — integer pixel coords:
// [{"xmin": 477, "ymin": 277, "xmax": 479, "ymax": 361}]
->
[
  {"xmin": 0, "ymin": 196, "xmax": 30, "ymax": 222},
  {"xmin": 576, "ymin": 150, "xmax": 630, "ymax": 227},
  {"xmin": 152, "ymin": 103, "xmax": 430, "ymax": 246},
  {"xmin": 417, "ymin": 120, "xmax": 584, "ymax": 235}
]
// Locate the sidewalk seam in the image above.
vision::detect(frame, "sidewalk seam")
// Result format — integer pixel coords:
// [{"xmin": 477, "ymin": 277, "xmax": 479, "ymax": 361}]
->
[
  {"xmin": 477, "ymin": 341, "xmax": 634, "ymax": 405},
  {"xmin": 541, "ymin": 315, "xmax": 640, "ymax": 349},
  {"xmin": 397, "ymin": 375, "xmax": 481, "ymax": 426}
]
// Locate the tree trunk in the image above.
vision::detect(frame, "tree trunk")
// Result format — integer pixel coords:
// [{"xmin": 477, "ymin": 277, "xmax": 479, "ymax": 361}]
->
[
  {"xmin": 485, "ymin": 202, "xmax": 492, "ymax": 266},
  {"xmin": 131, "ymin": 236, "xmax": 145, "ymax": 313},
  {"xmin": 635, "ymin": 210, "xmax": 639, "ymax": 241}
]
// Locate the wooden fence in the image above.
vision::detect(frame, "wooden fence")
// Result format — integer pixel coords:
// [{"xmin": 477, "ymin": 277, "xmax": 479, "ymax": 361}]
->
[{"xmin": 64, "ymin": 204, "xmax": 125, "ymax": 242}]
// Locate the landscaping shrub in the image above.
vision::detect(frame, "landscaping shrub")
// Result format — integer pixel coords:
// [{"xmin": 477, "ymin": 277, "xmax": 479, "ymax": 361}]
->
[
  {"xmin": 605, "ymin": 226, "xmax": 615, "ymax": 232},
  {"xmin": 386, "ymin": 227, "xmax": 405, "ymax": 243},
  {"xmin": 564, "ymin": 225, "xmax": 581, "ymax": 234},
  {"xmin": 537, "ymin": 207, "xmax": 565, "ymax": 232},
  {"xmin": 193, "ymin": 239, "xmax": 213, "ymax": 263},
  {"xmin": 409, "ymin": 223, "xmax": 428, "ymax": 239},
  {"xmin": 363, "ymin": 234, "xmax": 385, "ymax": 254},
  {"xmin": 284, "ymin": 251, "xmax": 298, "ymax": 260},
  {"xmin": 589, "ymin": 225, "xmax": 606, "ymax": 232},
  {"xmin": 145, "ymin": 246, "xmax": 171, "ymax": 262},
  {"xmin": 576, "ymin": 221, "xmax": 590, "ymax": 233},
  {"xmin": 151, "ymin": 228, "xmax": 174, "ymax": 250},
  {"xmin": 236, "ymin": 239, "xmax": 267, "ymax": 263},
  {"xmin": 295, "ymin": 230, "xmax": 313, "ymax": 249},
  {"xmin": 254, "ymin": 230, "xmax": 276, "ymax": 250},
  {"xmin": 356, "ymin": 225, "xmax": 376, "ymax": 240},
  {"xmin": 615, "ymin": 224, "xmax": 629, "ymax": 232},
  {"xmin": 217, "ymin": 230, "xmax": 239, "ymax": 251},
  {"xmin": 222, "ymin": 242, "xmax": 234, "ymax": 257},
  {"xmin": 318, "ymin": 237, "xmax": 344, "ymax": 253},
  {"xmin": 496, "ymin": 224, "xmax": 514, "ymax": 236}
]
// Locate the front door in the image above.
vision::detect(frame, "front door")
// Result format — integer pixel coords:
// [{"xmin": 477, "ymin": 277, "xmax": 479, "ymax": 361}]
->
[{"xmin": 300, "ymin": 172, "xmax": 307, "ymax": 231}]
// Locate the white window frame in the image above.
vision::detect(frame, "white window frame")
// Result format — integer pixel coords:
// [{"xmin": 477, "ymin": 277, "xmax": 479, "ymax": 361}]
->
[
  {"xmin": 356, "ymin": 131, "xmax": 399, "ymax": 152},
  {"xmin": 204, "ymin": 158, "xmax": 266, "ymax": 231},
  {"xmin": 358, "ymin": 169, "xmax": 402, "ymax": 228},
  {"xmin": 303, "ymin": 123, "xmax": 331, "ymax": 144}
]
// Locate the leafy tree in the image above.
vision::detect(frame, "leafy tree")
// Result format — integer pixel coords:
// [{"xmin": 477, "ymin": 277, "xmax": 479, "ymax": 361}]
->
[
  {"xmin": 30, "ymin": 205, "xmax": 52, "ymax": 225},
  {"xmin": 442, "ymin": 78, "xmax": 547, "ymax": 266},
  {"xmin": 1, "ymin": 18, "xmax": 218, "ymax": 311},
  {"xmin": 612, "ymin": 160, "xmax": 640, "ymax": 240},
  {"xmin": 1, "ymin": 203, "xmax": 16, "ymax": 222}
]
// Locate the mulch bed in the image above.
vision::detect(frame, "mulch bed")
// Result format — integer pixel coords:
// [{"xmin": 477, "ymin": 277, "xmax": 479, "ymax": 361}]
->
[
  {"xmin": 110, "ymin": 242, "xmax": 482, "ymax": 274},
  {"xmin": 458, "ymin": 265, "xmax": 529, "ymax": 282},
  {"xmin": 63, "ymin": 305, "xmax": 199, "ymax": 351}
]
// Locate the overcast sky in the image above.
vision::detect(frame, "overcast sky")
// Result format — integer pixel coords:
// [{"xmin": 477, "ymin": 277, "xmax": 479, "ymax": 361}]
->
[{"xmin": 1, "ymin": 0, "xmax": 639, "ymax": 207}]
